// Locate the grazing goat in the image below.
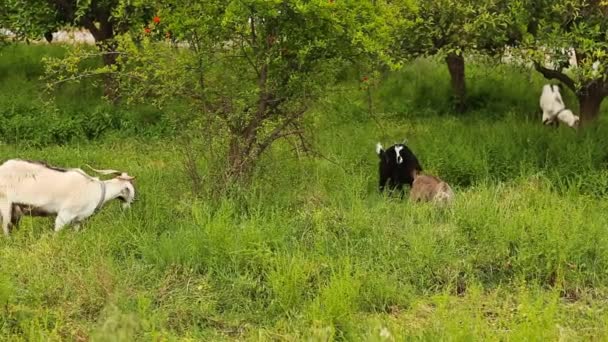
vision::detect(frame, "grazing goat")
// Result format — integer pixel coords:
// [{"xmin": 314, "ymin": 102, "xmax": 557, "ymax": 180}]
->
[
  {"xmin": 409, "ymin": 170, "xmax": 454, "ymax": 205},
  {"xmin": 0, "ymin": 159, "xmax": 136, "ymax": 236},
  {"xmin": 376, "ymin": 142, "xmax": 422, "ymax": 196},
  {"xmin": 540, "ymin": 84, "xmax": 580, "ymax": 129}
]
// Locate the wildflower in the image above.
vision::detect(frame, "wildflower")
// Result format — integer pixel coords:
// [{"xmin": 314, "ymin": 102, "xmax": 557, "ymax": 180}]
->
[
  {"xmin": 153, "ymin": 16, "xmax": 161, "ymax": 24},
  {"xmin": 144, "ymin": 27, "xmax": 151, "ymax": 34},
  {"xmin": 362, "ymin": 76, "xmax": 369, "ymax": 82}
]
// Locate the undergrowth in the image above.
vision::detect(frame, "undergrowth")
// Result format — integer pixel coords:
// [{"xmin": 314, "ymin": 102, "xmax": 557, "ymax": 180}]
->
[{"xmin": 0, "ymin": 45, "xmax": 607, "ymax": 340}]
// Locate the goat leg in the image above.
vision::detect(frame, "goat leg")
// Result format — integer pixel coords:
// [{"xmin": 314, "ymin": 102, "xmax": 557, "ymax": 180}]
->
[{"xmin": 0, "ymin": 200, "xmax": 12, "ymax": 236}]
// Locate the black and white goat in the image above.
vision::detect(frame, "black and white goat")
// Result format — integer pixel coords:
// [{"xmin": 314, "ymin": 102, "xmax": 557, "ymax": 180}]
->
[
  {"xmin": 540, "ymin": 84, "xmax": 580, "ymax": 129},
  {"xmin": 0, "ymin": 159, "xmax": 136, "ymax": 236},
  {"xmin": 376, "ymin": 142, "xmax": 422, "ymax": 196}
]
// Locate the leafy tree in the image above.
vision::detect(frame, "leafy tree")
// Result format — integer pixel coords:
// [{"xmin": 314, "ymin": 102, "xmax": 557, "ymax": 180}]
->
[
  {"xmin": 515, "ymin": 0, "xmax": 608, "ymax": 123},
  {"xmin": 0, "ymin": 0, "xmax": 156, "ymax": 97},
  {"xmin": 398, "ymin": 0, "xmax": 512, "ymax": 112},
  {"xmin": 0, "ymin": 1, "xmax": 55, "ymax": 43},
  {"xmin": 47, "ymin": 0, "xmax": 408, "ymax": 189}
]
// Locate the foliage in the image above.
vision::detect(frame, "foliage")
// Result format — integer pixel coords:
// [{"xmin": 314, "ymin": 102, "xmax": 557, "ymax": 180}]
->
[
  {"xmin": 0, "ymin": 0, "xmax": 57, "ymax": 41},
  {"xmin": 0, "ymin": 44, "xmax": 176, "ymax": 146},
  {"xmin": 513, "ymin": 0, "xmax": 608, "ymax": 120},
  {"xmin": 398, "ymin": 0, "xmax": 512, "ymax": 58},
  {"xmin": 395, "ymin": 0, "xmax": 514, "ymax": 113},
  {"xmin": 0, "ymin": 0, "xmax": 130, "ymax": 40},
  {"xmin": 0, "ymin": 0, "xmax": 162, "ymax": 100},
  {"xmin": 515, "ymin": 0, "xmax": 608, "ymax": 86},
  {"xmin": 44, "ymin": 0, "xmax": 411, "ymax": 188}
]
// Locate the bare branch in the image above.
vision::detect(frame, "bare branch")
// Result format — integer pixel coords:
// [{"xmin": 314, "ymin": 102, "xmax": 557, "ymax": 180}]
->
[
  {"xmin": 238, "ymin": 32, "xmax": 260, "ymax": 77},
  {"xmin": 66, "ymin": 51, "xmax": 128, "ymax": 61},
  {"xmin": 292, "ymin": 130, "xmax": 347, "ymax": 171},
  {"xmin": 48, "ymin": 71, "xmax": 144, "ymax": 87},
  {"xmin": 533, "ymin": 62, "xmax": 576, "ymax": 92},
  {"xmin": 240, "ymin": 64, "xmax": 270, "ymax": 155},
  {"xmin": 81, "ymin": 17, "xmax": 101, "ymax": 41},
  {"xmin": 256, "ymin": 106, "xmax": 308, "ymax": 157}
]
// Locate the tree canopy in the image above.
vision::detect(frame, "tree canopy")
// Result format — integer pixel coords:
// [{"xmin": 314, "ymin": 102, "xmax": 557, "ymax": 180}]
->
[
  {"xmin": 44, "ymin": 0, "xmax": 411, "ymax": 187},
  {"xmin": 396, "ymin": 0, "xmax": 513, "ymax": 112},
  {"xmin": 4, "ymin": 0, "xmax": 608, "ymax": 185},
  {"xmin": 515, "ymin": 0, "xmax": 608, "ymax": 121}
]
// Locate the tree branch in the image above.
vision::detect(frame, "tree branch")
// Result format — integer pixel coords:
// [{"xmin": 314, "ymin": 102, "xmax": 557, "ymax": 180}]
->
[
  {"xmin": 296, "ymin": 131, "xmax": 347, "ymax": 171},
  {"xmin": 533, "ymin": 62, "xmax": 576, "ymax": 92},
  {"xmin": 238, "ymin": 32, "xmax": 260, "ymax": 77},
  {"xmin": 81, "ymin": 17, "xmax": 102, "ymax": 42},
  {"xmin": 250, "ymin": 12, "xmax": 256, "ymax": 51},
  {"xmin": 241, "ymin": 63, "xmax": 269, "ymax": 155},
  {"xmin": 47, "ymin": 71, "xmax": 143, "ymax": 87},
  {"xmin": 256, "ymin": 106, "xmax": 308, "ymax": 158}
]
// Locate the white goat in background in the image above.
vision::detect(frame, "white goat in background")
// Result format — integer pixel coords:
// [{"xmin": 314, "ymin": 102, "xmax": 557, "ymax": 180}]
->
[
  {"xmin": 540, "ymin": 84, "xmax": 580, "ymax": 129},
  {"xmin": 0, "ymin": 159, "xmax": 136, "ymax": 236}
]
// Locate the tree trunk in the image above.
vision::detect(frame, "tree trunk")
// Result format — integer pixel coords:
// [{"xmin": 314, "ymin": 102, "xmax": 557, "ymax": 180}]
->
[
  {"xmin": 83, "ymin": 14, "xmax": 119, "ymax": 101},
  {"xmin": 100, "ymin": 45, "xmax": 119, "ymax": 101},
  {"xmin": 226, "ymin": 136, "xmax": 256, "ymax": 186},
  {"xmin": 445, "ymin": 52, "xmax": 466, "ymax": 113},
  {"xmin": 577, "ymin": 83, "xmax": 606, "ymax": 124}
]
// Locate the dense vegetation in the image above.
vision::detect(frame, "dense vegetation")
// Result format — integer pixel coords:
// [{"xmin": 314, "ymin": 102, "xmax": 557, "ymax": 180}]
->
[
  {"xmin": 0, "ymin": 43, "xmax": 608, "ymax": 340},
  {"xmin": 0, "ymin": 45, "xmax": 178, "ymax": 146}
]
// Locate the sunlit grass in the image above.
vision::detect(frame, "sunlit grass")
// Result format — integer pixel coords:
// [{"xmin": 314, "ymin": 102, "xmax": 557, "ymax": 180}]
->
[{"xmin": 0, "ymin": 45, "xmax": 607, "ymax": 340}]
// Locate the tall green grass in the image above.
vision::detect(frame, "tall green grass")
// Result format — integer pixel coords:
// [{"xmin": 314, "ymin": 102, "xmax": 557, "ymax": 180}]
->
[
  {"xmin": 0, "ymin": 45, "xmax": 607, "ymax": 340},
  {"xmin": 0, "ymin": 44, "xmax": 176, "ymax": 146}
]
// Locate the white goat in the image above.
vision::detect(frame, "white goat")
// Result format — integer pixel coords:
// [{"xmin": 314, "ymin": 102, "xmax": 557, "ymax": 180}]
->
[
  {"xmin": 0, "ymin": 159, "xmax": 136, "ymax": 236},
  {"xmin": 539, "ymin": 84, "xmax": 580, "ymax": 129},
  {"xmin": 556, "ymin": 108, "xmax": 580, "ymax": 128}
]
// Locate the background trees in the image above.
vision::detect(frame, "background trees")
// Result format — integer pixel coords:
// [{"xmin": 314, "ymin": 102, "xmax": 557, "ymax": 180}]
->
[
  {"xmin": 1, "ymin": 1, "xmax": 119, "ymax": 55},
  {"xmin": 515, "ymin": 0, "xmax": 608, "ymax": 122},
  {"xmin": 43, "ymin": 0, "xmax": 408, "ymax": 189},
  {"xmin": 398, "ymin": 0, "xmax": 512, "ymax": 112},
  {"xmin": 0, "ymin": 0, "xmax": 156, "ymax": 97},
  {"xmin": 2, "ymin": 0, "xmax": 608, "ymax": 185}
]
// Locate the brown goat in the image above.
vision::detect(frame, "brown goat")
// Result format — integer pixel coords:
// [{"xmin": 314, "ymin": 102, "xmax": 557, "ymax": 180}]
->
[{"xmin": 409, "ymin": 170, "xmax": 454, "ymax": 205}]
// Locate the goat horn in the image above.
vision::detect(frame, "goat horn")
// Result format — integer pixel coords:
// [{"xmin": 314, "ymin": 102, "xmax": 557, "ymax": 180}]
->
[
  {"xmin": 118, "ymin": 173, "xmax": 136, "ymax": 181},
  {"xmin": 84, "ymin": 164, "xmax": 122, "ymax": 175}
]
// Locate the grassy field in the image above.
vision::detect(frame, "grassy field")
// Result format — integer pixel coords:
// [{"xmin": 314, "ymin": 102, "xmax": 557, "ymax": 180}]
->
[{"xmin": 1, "ymin": 44, "xmax": 608, "ymax": 340}]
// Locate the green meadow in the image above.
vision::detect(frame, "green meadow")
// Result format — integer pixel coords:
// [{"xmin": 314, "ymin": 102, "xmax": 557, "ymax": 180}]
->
[{"xmin": 1, "ymin": 44, "xmax": 608, "ymax": 340}]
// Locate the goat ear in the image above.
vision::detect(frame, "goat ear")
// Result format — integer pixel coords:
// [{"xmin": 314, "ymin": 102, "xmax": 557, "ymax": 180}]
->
[{"xmin": 85, "ymin": 164, "xmax": 122, "ymax": 176}]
